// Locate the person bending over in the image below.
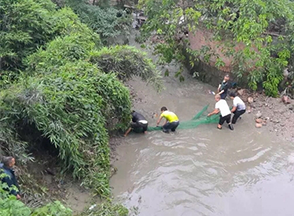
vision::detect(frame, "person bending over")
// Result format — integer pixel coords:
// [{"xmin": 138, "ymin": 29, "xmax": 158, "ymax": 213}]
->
[
  {"xmin": 156, "ymin": 107, "xmax": 179, "ymax": 133},
  {"xmin": 229, "ymin": 92, "xmax": 246, "ymax": 124},
  {"xmin": 124, "ymin": 111, "xmax": 148, "ymax": 137},
  {"xmin": 0, "ymin": 156, "xmax": 21, "ymax": 199},
  {"xmin": 217, "ymin": 74, "xmax": 230, "ymax": 99},
  {"xmin": 208, "ymin": 94, "xmax": 234, "ymax": 130}
]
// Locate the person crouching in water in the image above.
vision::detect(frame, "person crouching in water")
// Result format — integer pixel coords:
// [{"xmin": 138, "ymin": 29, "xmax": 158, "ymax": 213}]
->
[
  {"xmin": 229, "ymin": 92, "xmax": 246, "ymax": 124},
  {"xmin": 156, "ymin": 107, "xmax": 179, "ymax": 133},
  {"xmin": 208, "ymin": 94, "xmax": 234, "ymax": 130},
  {"xmin": 124, "ymin": 110, "xmax": 148, "ymax": 137}
]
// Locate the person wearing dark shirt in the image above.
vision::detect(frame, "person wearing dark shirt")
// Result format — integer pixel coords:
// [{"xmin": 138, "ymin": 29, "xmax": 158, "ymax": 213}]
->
[
  {"xmin": 124, "ymin": 111, "xmax": 148, "ymax": 137},
  {"xmin": 0, "ymin": 156, "xmax": 21, "ymax": 199},
  {"xmin": 217, "ymin": 74, "xmax": 230, "ymax": 99}
]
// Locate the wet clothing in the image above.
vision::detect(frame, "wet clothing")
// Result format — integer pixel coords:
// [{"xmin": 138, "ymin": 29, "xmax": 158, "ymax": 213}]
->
[
  {"xmin": 231, "ymin": 96, "xmax": 246, "ymax": 124},
  {"xmin": 219, "ymin": 114, "xmax": 231, "ymax": 125},
  {"xmin": 219, "ymin": 81, "xmax": 229, "ymax": 99},
  {"xmin": 131, "ymin": 112, "xmax": 148, "ymax": 133},
  {"xmin": 0, "ymin": 163, "xmax": 20, "ymax": 196},
  {"xmin": 215, "ymin": 99, "xmax": 231, "ymax": 117},
  {"xmin": 163, "ymin": 121, "xmax": 179, "ymax": 132},
  {"xmin": 232, "ymin": 110, "xmax": 245, "ymax": 124},
  {"xmin": 160, "ymin": 111, "xmax": 179, "ymax": 123}
]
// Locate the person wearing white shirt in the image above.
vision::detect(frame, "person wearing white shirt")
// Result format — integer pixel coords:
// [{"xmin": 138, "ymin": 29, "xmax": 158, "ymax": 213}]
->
[
  {"xmin": 207, "ymin": 94, "xmax": 234, "ymax": 130},
  {"xmin": 229, "ymin": 92, "xmax": 246, "ymax": 124}
]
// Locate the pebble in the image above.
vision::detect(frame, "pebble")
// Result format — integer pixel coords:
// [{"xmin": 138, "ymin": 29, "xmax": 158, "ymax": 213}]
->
[
  {"xmin": 255, "ymin": 118, "xmax": 263, "ymax": 123},
  {"xmin": 256, "ymin": 123, "xmax": 262, "ymax": 128},
  {"xmin": 255, "ymin": 111, "xmax": 262, "ymax": 118}
]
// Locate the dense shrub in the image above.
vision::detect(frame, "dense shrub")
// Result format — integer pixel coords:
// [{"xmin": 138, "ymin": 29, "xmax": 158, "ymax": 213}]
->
[
  {"xmin": 0, "ymin": 0, "xmax": 57, "ymax": 71},
  {"xmin": 0, "ymin": 61, "xmax": 131, "ymax": 196},
  {"xmin": 65, "ymin": 0, "xmax": 131, "ymax": 44},
  {"xmin": 91, "ymin": 45, "xmax": 163, "ymax": 90}
]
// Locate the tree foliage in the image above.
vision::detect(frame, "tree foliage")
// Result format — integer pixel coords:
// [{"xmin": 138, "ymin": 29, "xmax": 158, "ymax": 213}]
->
[
  {"xmin": 0, "ymin": 0, "xmax": 161, "ymax": 202},
  {"xmin": 139, "ymin": 0, "xmax": 294, "ymax": 96},
  {"xmin": 65, "ymin": 0, "xmax": 131, "ymax": 44}
]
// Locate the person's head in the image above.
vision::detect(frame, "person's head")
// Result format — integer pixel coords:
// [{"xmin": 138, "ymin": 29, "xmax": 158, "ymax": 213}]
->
[
  {"xmin": 229, "ymin": 92, "xmax": 236, "ymax": 99},
  {"xmin": 2, "ymin": 156, "xmax": 15, "ymax": 168},
  {"xmin": 215, "ymin": 94, "xmax": 221, "ymax": 102},
  {"xmin": 224, "ymin": 74, "xmax": 230, "ymax": 82},
  {"xmin": 160, "ymin": 106, "xmax": 167, "ymax": 113}
]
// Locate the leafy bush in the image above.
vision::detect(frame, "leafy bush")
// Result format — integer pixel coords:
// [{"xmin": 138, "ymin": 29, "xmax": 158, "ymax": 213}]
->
[
  {"xmin": 91, "ymin": 45, "xmax": 163, "ymax": 91},
  {"xmin": 64, "ymin": 0, "xmax": 131, "ymax": 44},
  {"xmin": 0, "ymin": 61, "xmax": 131, "ymax": 196},
  {"xmin": 0, "ymin": 0, "xmax": 57, "ymax": 71},
  {"xmin": 81, "ymin": 202, "xmax": 128, "ymax": 216}
]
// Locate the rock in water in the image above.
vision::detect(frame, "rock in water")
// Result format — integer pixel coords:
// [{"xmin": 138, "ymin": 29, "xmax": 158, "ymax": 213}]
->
[
  {"xmin": 255, "ymin": 111, "xmax": 262, "ymax": 118},
  {"xmin": 256, "ymin": 123, "xmax": 262, "ymax": 128},
  {"xmin": 255, "ymin": 118, "xmax": 263, "ymax": 123},
  {"xmin": 248, "ymin": 97, "xmax": 254, "ymax": 103}
]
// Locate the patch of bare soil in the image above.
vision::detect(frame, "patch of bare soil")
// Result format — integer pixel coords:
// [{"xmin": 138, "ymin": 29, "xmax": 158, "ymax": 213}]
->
[
  {"xmin": 237, "ymin": 89, "xmax": 294, "ymax": 142},
  {"xmin": 18, "ymin": 154, "xmax": 93, "ymax": 213}
]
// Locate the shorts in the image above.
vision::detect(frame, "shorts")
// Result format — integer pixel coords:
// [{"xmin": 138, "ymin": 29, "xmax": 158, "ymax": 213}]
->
[
  {"xmin": 220, "ymin": 93, "xmax": 227, "ymax": 99},
  {"xmin": 163, "ymin": 121, "xmax": 179, "ymax": 132},
  {"xmin": 131, "ymin": 121, "xmax": 148, "ymax": 133},
  {"xmin": 219, "ymin": 114, "xmax": 231, "ymax": 125},
  {"xmin": 232, "ymin": 109, "xmax": 246, "ymax": 124}
]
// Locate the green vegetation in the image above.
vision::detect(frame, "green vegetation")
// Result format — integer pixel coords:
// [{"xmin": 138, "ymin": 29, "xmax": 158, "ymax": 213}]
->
[
  {"xmin": 0, "ymin": 0, "xmax": 161, "ymax": 214},
  {"xmin": 65, "ymin": 0, "xmax": 131, "ymax": 44},
  {"xmin": 139, "ymin": 0, "xmax": 294, "ymax": 96}
]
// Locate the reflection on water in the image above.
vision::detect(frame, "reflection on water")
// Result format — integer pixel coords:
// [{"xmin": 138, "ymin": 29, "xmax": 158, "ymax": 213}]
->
[{"xmin": 110, "ymin": 77, "xmax": 293, "ymax": 216}]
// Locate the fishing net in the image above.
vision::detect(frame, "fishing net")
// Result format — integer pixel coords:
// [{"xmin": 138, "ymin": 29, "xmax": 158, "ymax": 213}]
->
[{"xmin": 147, "ymin": 104, "xmax": 220, "ymax": 131}]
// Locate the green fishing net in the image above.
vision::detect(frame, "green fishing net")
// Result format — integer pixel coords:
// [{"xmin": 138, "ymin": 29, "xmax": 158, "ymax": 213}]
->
[{"xmin": 147, "ymin": 104, "xmax": 220, "ymax": 131}]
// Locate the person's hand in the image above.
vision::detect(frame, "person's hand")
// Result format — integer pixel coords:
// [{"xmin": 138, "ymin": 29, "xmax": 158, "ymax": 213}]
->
[
  {"xmin": 207, "ymin": 113, "xmax": 211, "ymax": 117},
  {"xmin": 16, "ymin": 194, "xmax": 21, "ymax": 200}
]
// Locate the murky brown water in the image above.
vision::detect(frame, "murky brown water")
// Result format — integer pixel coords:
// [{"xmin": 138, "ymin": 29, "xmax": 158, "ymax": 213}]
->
[{"xmin": 110, "ymin": 72, "xmax": 294, "ymax": 216}]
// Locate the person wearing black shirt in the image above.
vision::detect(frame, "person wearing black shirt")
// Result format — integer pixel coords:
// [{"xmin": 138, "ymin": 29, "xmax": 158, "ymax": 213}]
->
[
  {"xmin": 124, "ymin": 111, "xmax": 148, "ymax": 137},
  {"xmin": 217, "ymin": 74, "xmax": 230, "ymax": 99}
]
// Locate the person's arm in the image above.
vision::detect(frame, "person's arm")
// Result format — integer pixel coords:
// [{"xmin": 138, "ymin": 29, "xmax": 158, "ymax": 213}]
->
[
  {"xmin": 231, "ymin": 106, "xmax": 237, "ymax": 113},
  {"xmin": 217, "ymin": 84, "xmax": 221, "ymax": 92},
  {"xmin": 124, "ymin": 127, "xmax": 132, "ymax": 137},
  {"xmin": 156, "ymin": 116, "xmax": 163, "ymax": 126},
  {"xmin": 207, "ymin": 108, "xmax": 220, "ymax": 117}
]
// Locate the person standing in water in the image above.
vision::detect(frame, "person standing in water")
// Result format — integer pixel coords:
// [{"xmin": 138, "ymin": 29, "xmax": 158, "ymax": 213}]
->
[
  {"xmin": 156, "ymin": 107, "xmax": 179, "ymax": 133},
  {"xmin": 229, "ymin": 92, "xmax": 246, "ymax": 124},
  {"xmin": 217, "ymin": 74, "xmax": 230, "ymax": 99},
  {"xmin": 124, "ymin": 111, "xmax": 148, "ymax": 137},
  {"xmin": 208, "ymin": 94, "xmax": 234, "ymax": 130}
]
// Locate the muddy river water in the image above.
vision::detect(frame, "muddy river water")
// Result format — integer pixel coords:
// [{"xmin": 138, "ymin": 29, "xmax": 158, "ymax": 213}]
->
[{"xmin": 110, "ymin": 70, "xmax": 294, "ymax": 216}]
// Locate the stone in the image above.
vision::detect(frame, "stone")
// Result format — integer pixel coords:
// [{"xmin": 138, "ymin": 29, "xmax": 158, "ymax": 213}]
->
[
  {"xmin": 256, "ymin": 123, "xmax": 262, "ymax": 128},
  {"xmin": 255, "ymin": 118, "xmax": 263, "ymax": 123},
  {"xmin": 248, "ymin": 97, "xmax": 254, "ymax": 103},
  {"xmin": 237, "ymin": 89, "xmax": 245, "ymax": 96},
  {"xmin": 282, "ymin": 95, "xmax": 291, "ymax": 104},
  {"xmin": 262, "ymin": 121, "xmax": 267, "ymax": 126},
  {"xmin": 255, "ymin": 111, "xmax": 262, "ymax": 118}
]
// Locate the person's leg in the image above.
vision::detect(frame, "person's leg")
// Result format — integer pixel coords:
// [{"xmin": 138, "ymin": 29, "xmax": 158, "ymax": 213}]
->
[
  {"xmin": 220, "ymin": 93, "xmax": 227, "ymax": 99},
  {"xmin": 218, "ymin": 116, "xmax": 226, "ymax": 129},
  {"xmin": 142, "ymin": 123, "xmax": 148, "ymax": 134},
  {"xmin": 170, "ymin": 121, "xmax": 179, "ymax": 132},
  {"xmin": 162, "ymin": 122, "xmax": 171, "ymax": 133},
  {"xmin": 225, "ymin": 114, "xmax": 234, "ymax": 130},
  {"xmin": 232, "ymin": 110, "xmax": 245, "ymax": 124}
]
